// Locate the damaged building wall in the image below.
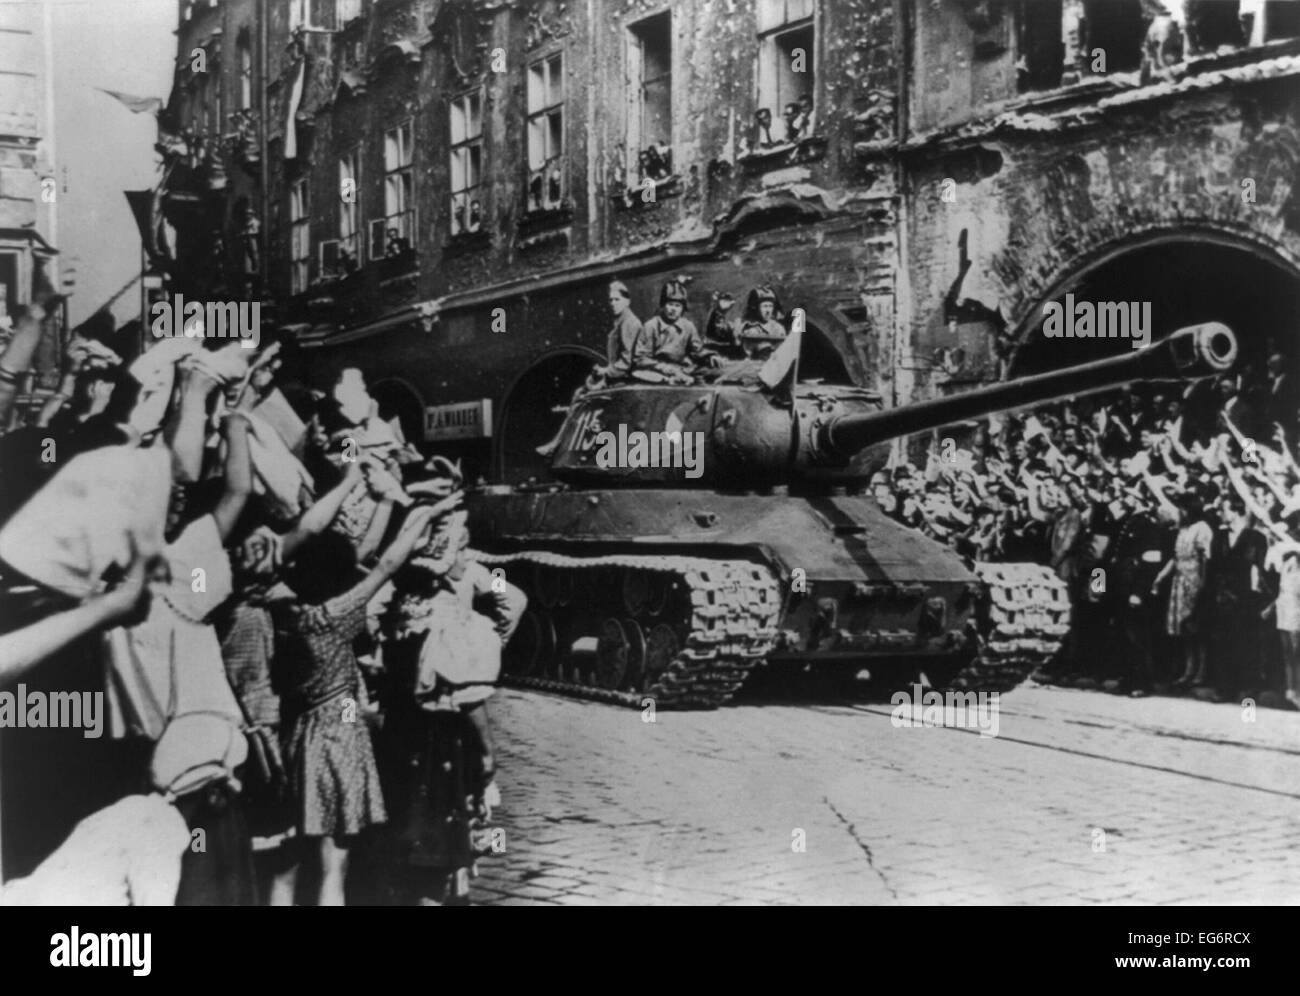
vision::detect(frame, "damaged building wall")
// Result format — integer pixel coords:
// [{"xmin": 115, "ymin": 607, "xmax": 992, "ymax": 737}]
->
[{"xmin": 901, "ymin": 1, "xmax": 1300, "ymax": 409}]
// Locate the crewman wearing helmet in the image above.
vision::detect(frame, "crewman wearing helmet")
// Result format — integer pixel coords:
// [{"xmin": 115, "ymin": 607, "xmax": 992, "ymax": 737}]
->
[
  {"xmin": 737, "ymin": 286, "xmax": 789, "ymax": 360},
  {"xmin": 634, "ymin": 280, "xmax": 706, "ymax": 379}
]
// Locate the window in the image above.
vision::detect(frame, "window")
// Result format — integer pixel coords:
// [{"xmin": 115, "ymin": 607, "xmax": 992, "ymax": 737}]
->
[
  {"xmin": 211, "ymin": 57, "xmax": 222, "ymax": 132},
  {"xmin": 383, "ymin": 120, "xmax": 414, "ymax": 252},
  {"xmin": 237, "ymin": 34, "xmax": 252, "ymax": 111},
  {"xmin": 526, "ymin": 53, "xmax": 564, "ymax": 211},
  {"xmin": 289, "ymin": 178, "xmax": 310, "ymax": 294},
  {"xmin": 756, "ymin": 0, "xmax": 815, "ymax": 147},
  {"xmin": 0, "ymin": 251, "xmax": 19, "ymax": 327},
  {"xmin": 338, "ymin": 151, "xmax": 360, "ymax": 268},
  {"xmin": 628, "ymin": 13, "xmax": 673, "ymax": 183},
  {"xmin": 289, "ymin": 0, "xmax": 338, "ymax": 31},
  {"xmin": 1245, "ymin": 0, "xmax": 1300, "ymax": 44},
  {"xmin": 1016, "ymin": 0, "xmax": 1063, "ymax": 92},
  {"xmin": 449, "ymin": 90, "xmax": 483, "ymax": 235},
  {"xmin": 337, "ymin": 0, "xmax": 363, "ymax": 24},
  {"xmin": 1080, "ymin": 0, "xmax": 1143, "ymax": 74}
]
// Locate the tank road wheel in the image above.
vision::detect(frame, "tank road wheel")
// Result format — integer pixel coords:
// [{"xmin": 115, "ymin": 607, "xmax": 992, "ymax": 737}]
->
[
  {"xmin": 534, "ymin": 565, "xmax": 575, "ymax": 609},
  {"xmin": 504, "ymin": 610, "xmax": 555, "ymax": 678},
  {"xmin": 644, "ymin": 573, "xmax": 670, "ymax": 617},
  {"xmin": 534, "ymin": 564, "xmax": 559, "ymax": 609},
  {"xmin": 622, "ymin": 569, "xmax": 651, "ymax": 616},
  {"xmin": 643, "ymin": 623, "xmax": 679, "ymax": 693},
  {"xmin": 595, "ymin": 618, "xmax": 630, "ymax": 690}
]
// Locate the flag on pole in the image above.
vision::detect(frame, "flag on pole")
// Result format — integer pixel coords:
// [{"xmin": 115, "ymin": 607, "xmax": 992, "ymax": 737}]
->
[{"xmin": 97, "ymin": 89, "xmax": 164, "ymax": 115}]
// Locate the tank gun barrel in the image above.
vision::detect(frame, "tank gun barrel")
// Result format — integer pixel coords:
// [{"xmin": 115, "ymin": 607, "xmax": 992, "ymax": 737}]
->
[{"xmin": 823, "ymin": 322, "xmax": 1238, "ymax": 458}]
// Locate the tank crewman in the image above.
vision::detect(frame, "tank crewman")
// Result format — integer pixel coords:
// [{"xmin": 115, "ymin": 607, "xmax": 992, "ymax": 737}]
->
[
  {"xmin": 603, "ymin": 280, "xmax": 643, "ymax": 380},
  {"xmin": 737, "ymin": 286, "xmax": 789, "ymax": 360},
  {"xmin": 703, "ymin": 292, "xmax": 743, "ymax": 359},
  {"xmin": 634, "ymin": 280, "xmax": 707, "ymax": 380}
]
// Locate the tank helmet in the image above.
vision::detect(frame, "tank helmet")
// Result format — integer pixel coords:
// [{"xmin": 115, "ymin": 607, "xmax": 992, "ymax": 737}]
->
[
  {"xmin": 659, "ymin": 280, "xmax": 688, "ymax": 306},
  {"xmin": 743, "ymin": 285, "xmax": 784, "ymax": 323}
]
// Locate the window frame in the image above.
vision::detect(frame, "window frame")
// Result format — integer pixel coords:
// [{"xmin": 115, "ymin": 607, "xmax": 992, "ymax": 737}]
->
[
  {"xmin": 337, "ymin": 149, "xmax": 361, "ymax": 268},
  {"xmin": 237, "ymin": 35, "xmax": 253, "ymax": 111},
  {"xmin": 289, "ymin": 177, "xmax": 311, "ymax": 294},
  {"xmin": 525, "ymin": 51, "xmax": 565, "ymax": 213},
  {"xmin": 382, "ymin": 119, "xmax": 416, "ymax": 252},
  {"xmin": 754, "ymin": 18, "xmax": 811, "ymax": 144},
  {"xmin": 448, "ymin": 89, "xmax": 484, "ymax": 237},
  {"xmin": 626, "ymin": 11, "xmax": 674, "ymax": 185}
]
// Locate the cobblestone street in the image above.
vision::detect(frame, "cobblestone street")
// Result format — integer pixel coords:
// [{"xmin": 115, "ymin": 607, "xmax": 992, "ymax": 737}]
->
[{"xmin": 473, "ymin": 684, "xmax": 1300, "ymax": 905}]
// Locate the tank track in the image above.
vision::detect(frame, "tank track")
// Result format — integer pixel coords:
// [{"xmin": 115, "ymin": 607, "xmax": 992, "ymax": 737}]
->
[
  {"xmin": 470, "ymin": 549, "xmax": 782, "ymax": 710},
  {"xmin": 936, "ymin": 562, "xmax": 1072, "ymax": 693}
]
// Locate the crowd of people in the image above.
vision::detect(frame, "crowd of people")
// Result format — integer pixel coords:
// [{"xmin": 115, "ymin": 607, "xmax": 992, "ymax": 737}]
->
[
  {"xmin": 871, "ymin": 359, "xmax": 1300, "ymax": 707},
  {"xmin": 0, "ymin": 288, "xmax": 523, "ymax": 905},
  {"xmin": 0, "ymin": 276, "xmax": 1296, "ymax": 905}
]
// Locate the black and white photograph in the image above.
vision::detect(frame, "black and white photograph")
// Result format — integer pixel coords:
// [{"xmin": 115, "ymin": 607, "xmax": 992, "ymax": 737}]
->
[{"xmin": 0, "ymin": 0, "xmax": 1296, "ymax": 928}]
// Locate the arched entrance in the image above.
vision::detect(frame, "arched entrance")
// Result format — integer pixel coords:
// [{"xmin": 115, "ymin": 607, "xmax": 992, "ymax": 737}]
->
[
  {"xmin": 371, "ymin": 377, "xmax": 425, "ymax": 451},
  {"xmin": 1011, "ymin": 234, "xmax": 1300, "ymax": 379},
  {"xmin": 798, "ymin": 318, "xmax": 853, "ymax": 384},
  {"xmin": 496, "ymin": 347, "xmax": 603, "ymax": 483}
]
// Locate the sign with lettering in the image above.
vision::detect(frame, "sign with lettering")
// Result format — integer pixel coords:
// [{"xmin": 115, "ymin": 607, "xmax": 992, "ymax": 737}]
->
[{"xmin": 424, "ymin": 399, "xmax": 493, "ymax": 441}]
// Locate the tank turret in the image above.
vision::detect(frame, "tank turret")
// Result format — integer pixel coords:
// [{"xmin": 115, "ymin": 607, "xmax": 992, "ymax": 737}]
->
[{"xmin": 547, "ymin": 322, "xmax": 1237, "ymax": 489}]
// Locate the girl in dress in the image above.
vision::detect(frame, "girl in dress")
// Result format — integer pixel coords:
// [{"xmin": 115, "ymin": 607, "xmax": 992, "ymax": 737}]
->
[
  {"xmin": 273, "ymin": 498, "xmax": 452, "ymax": 905},
  {"xmin": 379, "ymin": 469, "xmax": 525, "ymax": 905}
]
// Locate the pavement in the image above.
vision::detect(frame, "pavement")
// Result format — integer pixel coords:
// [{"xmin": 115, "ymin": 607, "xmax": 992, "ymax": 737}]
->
[{"xmin": 470, "ymin": 682, "xmax": 1300, "ymax": 905}]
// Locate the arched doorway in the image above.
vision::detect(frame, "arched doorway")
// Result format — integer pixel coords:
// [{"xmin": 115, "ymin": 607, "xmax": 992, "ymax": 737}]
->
[
  {"xmin": 496, "ymin": 347, "xmax": 603, "ymax": 483},
  {"xmin": 1011, "ymin": 235, "xmax": 1300, "ymax": 376},
  {"xmin": 371, "ymin": 377, "xmax": 425, "ymax": 451},
  {"xmin": 798, "ymin": 318, "xmax": 853, "ymax": 383},
  {"xmin": 1008, "ymin": 234, "xmax": 1300, "ymax": 444}
]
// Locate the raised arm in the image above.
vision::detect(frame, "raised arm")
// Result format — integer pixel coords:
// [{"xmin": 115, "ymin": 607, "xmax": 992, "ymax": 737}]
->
[
  {"xmin": 347, "ymin": 497, "xmax": 460, "ymax": 606},
  {"xmin": 164, "ymin": 362, "xmax": 220, "ymax": 484},
  {"xmin": 280, "ymin": 459, "xmax": 365, "ymax": 562},
  {"xmin": 0, "ymin": 549, "xmax": 148, "ymax": 686},
  {"xmin": 212, "ymin": 410, "xmax": 254, "ymax": 543}
]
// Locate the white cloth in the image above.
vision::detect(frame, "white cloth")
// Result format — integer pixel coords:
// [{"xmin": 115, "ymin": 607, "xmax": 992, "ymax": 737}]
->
[
  {"xmin": 246, "ymin": 412, "xmax": 314, "ymax": 517},
  {"xmin": 0, "ymin": 444, "xmax": 171, "ymax": 599},
  {"xmin": 127, "ymin": 338, "xmax": 202, "ymax": 434},
  {"xmin": 103, "ymin": 515, "xmax": 247, "ymax": 769},
  {"xmin": 0, "ymin": 794, "xmax": 190, "ymax": 906}
]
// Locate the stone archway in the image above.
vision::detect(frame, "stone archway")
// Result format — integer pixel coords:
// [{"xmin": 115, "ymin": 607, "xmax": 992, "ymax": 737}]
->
[
  {"xmin": 1008, "ymin": 229, "xmax": 1300, "ymax": 377},
  {"xmin": 370, "ymin": 377, "xmax": 426, "ymax": 451},
  {"xmin": 496, "ymin": 347, "xmax": 603, "ymax": 483}
]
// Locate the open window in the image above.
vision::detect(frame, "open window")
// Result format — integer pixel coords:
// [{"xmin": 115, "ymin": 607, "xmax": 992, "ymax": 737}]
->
[
  {"xmin": 526, "ymin": 53, "xmax": 565, "ymax": 212},
  {"xmin": 383, "ymin": 120, "xmax": 415, "ymax": 255},
  {"xmin": 289, "ymin": 178, "xmax": 310, "ymax": 294},
  {"xmin": 237, "ymin": 32, "xmax": 253, "ymax": 111},
  {"xmin": 627, "ymin": 13, "xmax": 673, "ymax": 185},
  {"xmin": 756, "ymin": 0, "xmax": 816, "ymax": 148},
  {"xmin": 449, "ymin": 90, "xmax": 484, "ymax": 236},
  {"xmin": 337, "ymin": 150, "xmax": 360, "ymax": 271}
]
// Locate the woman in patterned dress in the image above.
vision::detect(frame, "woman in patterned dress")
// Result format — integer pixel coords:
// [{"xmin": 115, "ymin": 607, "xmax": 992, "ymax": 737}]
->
[
  {"xmin": 273, "ymin": 499, "xmax": 450, "ymax": 905},
  {"xmin": 1152, "ymin": 494, "xmax": 1215, "ymax": 689}
]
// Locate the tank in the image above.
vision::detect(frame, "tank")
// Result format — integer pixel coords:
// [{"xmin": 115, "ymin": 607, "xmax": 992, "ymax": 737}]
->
[{"xmin": 467, "ymin": 320, "xmax": 1238, "ymax": 708}]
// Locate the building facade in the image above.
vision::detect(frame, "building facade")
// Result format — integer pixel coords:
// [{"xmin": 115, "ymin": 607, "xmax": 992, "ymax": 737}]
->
[
  {"xmin": 159, "ymin": 0, "xmax": 1300, "ymax": 481},
  {"xmin": 0, "ymin": 0, "xmax": 63, "ymax": 409}
]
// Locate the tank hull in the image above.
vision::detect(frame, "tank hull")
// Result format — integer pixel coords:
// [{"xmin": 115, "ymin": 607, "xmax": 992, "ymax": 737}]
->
[{"xmin": 468, "ymin": 489, "xmax": 1067, "ymax": 707}]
